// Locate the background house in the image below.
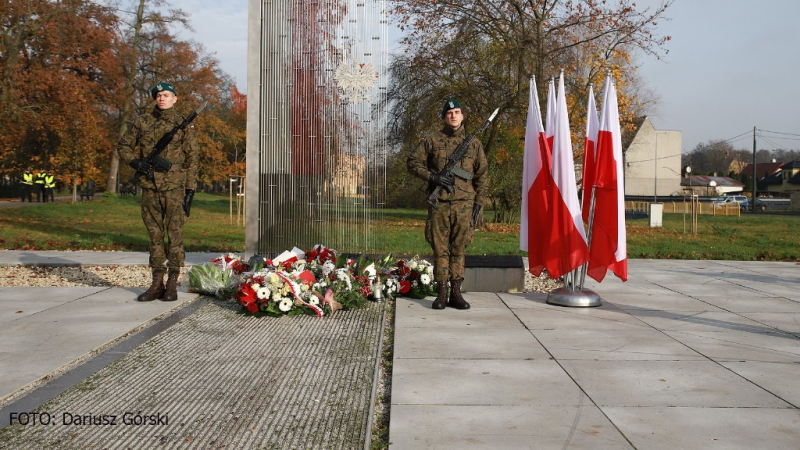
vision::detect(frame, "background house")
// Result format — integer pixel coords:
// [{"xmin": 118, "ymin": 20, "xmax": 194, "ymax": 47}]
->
[
  {"xmin": 623, "ymin": 116, "xmax": 682, "ymax": 197},
  {"xmin": 681, "ymin": 175, "xmax": 744, "ymax": 196},
  {"xmin": 760, "ymin": 160, "xmax": 800, "ymax": 197}
]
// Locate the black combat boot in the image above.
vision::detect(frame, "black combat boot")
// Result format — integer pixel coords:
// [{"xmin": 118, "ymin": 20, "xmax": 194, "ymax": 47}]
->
[
  {"xmin": 138, "ymin": 269, "xmax": 165, "ymax": 302},
  {"xmin": 447, "ymin": 278, "xmax": 470, "ymax": 310},
  {"xmin": 431, "ymin": 280, "xmax": 448, "ymax": 310},
  {"xmin": 162, "ymin": 269, "xmax": 180, "ymax": 302}
]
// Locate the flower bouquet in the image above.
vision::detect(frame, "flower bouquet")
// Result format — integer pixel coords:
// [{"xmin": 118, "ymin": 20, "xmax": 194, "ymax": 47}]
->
[
  {"xmin": 188, "ymin": 253, "xmax": 247, "ymax": 299},
  {"xmin": 389, "ymin": 255, "xmax": 437, "ymax": 299},
  {"xmin": 234, "ymin": 269, "xmax": 329, "ymax": 317}
]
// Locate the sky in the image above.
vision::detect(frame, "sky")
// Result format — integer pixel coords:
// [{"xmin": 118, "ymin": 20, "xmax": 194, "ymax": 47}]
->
[{"xmin": 170, "ymin": 0, "xmax": 799, "ymax": 155}]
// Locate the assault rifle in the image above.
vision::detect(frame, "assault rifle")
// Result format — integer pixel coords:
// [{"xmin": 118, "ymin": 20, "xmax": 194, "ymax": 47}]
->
[
  {"xmin": 426, "ymin": 107, "xmax": 499, "ymax": 209},
  {"xmin": 129, "ymin": 101, "xmax": 208, "ymax": 185}
]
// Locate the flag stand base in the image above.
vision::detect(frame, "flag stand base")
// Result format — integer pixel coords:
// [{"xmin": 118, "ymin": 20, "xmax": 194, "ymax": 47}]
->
[{"xmin": 546, "ymin": 288, "xmax": 602, "ymax": 307}]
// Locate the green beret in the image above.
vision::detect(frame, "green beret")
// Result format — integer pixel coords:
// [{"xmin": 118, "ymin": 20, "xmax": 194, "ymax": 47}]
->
[
  {"xmin": 150, "ymin": 82, "xmax": 176, "ymax": 99},
  {"xmin": 441, "ymin": 98, "xmax": 461, "ymax": 118}
]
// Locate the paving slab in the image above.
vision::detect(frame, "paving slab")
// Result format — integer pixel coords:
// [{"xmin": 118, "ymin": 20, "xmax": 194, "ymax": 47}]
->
[
  {"xmin": 389, "ymin": 404, "xmax": 633, "ymax": 449},
  {"xmin": 558, "ymin": 359, "xmax": 792, "ymax": 408},
  {"xmin": 603, "ymin": 406, "xmax": 800, "ymax": 450},
  {"xmin": 0, "ymin": 286, "xmax": 197, "ymax": 404},
  {"xmin": 720, "ymin": 361, "xmax": 800, "ymax": 406},
  {"xmin": 662, "ymin": 329, "xmax": 800, "ymax": 363},
  {"xmin": 532, "ymin": 328, "xmax": 707, "ymax": 361}
]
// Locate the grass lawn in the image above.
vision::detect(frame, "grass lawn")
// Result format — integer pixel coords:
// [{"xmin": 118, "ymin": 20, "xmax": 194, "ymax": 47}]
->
[{"xmin": 1, "ymin": 194, "xmax": 797, "ymax": 261}]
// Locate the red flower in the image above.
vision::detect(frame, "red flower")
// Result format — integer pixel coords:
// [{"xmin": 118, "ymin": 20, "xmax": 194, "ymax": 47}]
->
[
  {"xmin": 245, "ymin": 301, "xmax": 259, "ymax": 314},
  {"xmin": 237, "ymin": 283, "xmax": 257, "ymax": 305},
  {"xmin": 410, "ymin": 271, "xmax": 419, "ymax": 280},
  {"xmin": 399, "ymin": 280, "xmax": 411, "ymax": 294}
]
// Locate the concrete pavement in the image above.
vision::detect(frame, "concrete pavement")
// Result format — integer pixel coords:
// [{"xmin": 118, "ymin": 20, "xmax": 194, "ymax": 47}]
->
[
  {"xmin": 1, "ymin": 252, "xmax": 799, "ymax": 448},
  {"xmin": 389, "ymin": 259, "xmax": 800, "ymax": 449}
]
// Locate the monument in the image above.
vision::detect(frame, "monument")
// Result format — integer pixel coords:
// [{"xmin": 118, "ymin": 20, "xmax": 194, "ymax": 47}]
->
[{"xmin": 246, "ymin": 0, "xmax": 389, "ymax": 258}]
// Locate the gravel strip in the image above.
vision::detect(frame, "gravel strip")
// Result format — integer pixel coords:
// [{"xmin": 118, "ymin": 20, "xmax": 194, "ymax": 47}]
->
[
  {"xmin": 0, "ymin": 266, "xmax": 189, "ymax": 288},
  {"xmin": 0, "ymin": 265, "xmax": 561, "ymax": 293}
]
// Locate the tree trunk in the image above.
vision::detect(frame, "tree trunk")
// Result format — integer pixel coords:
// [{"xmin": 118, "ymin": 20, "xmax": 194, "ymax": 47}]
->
[{"xmin": 106, "ymin": 0, "xmax": 146, "ymax": 193}]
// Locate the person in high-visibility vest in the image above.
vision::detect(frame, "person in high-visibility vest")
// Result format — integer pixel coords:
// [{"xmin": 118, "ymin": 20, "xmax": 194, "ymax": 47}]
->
[
  {"xmin": 34, "ymin": 168, "xmax": 46, "ymax": 202},
  {"xmin": 20, "ymin": 167, "xmax": 34, "ymax": 202},
  {"xmin": 45, "ymin": 170, "xmax": 56, "ymax": 202},
  {"xmin": 21, "ymin": 167, "xmax": 34, "ymax": 202}
]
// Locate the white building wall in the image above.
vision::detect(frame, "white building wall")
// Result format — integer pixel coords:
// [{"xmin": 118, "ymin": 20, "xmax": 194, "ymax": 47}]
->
[{"xmin": 623, "ymin": 117, "xmax": 683, "ymax": 197}]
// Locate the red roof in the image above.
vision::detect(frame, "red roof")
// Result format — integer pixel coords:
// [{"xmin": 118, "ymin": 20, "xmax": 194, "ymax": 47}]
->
[{"xmin": 741, "ymin": 162, "xmax": 783, "ymax": 179}]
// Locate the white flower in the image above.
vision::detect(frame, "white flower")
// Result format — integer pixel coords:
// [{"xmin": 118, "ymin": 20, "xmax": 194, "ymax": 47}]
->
[
  {"xmin": 408, "ymin": 261, "xmax": 418, "ymax": 270},
  {"xmin": 279, "ymin": 298, "xmax": 293, "ymax": 312},
  {"xmin": 426, "ymin": 265, "xmax": 434, "ymax": 276},
  {"xmin": 272, "ymin": 293, "xmax": 282, "ymax": 303},
  {"xmin": 322, "ymin": 261, "xmax": 336, "ymax": 276},
  {"xmin": 256, "ymin": 287, "xmax": 271, "ymax": 300},
  {"xmin": 251, "ymin": 283, "xmax": 261, "ymax": 291},
  {"xmin": 336, "ymin": 268, "xmax": 352, "ymax": 290},
  {"xmin": 420, "ymin": 274, "xmax": 431, "ymax": 285},
  {"xmin": 412, "ymin": 281, "xmax": 418, "ymax": 288},
  {"xmin": 308, "ymin": 296, "xmax": 320, "ymax": 306},
  {"xmin": 384, "ymin": 277, "xmax": 398, "ymax": 293}
]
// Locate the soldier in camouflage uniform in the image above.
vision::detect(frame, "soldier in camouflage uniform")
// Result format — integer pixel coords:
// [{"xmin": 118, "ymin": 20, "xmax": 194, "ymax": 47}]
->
[
  {"xmin": 117, "ymin": 82, "xmax": 199, "ymax": 302},
  {"xmin": 407, "ymin": 99, "xmax": 488, "ymax": 310}
]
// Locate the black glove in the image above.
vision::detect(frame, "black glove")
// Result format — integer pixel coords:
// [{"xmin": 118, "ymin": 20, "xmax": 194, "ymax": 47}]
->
[
  {"xmin": 429, "ymin": 172, "xmax": 455, "ymax": 194},
  {"xmin": 129, "ymin": 159, "xmax": 151, "ymax": 174},
  {"xmin": 183, "ymin": 189, "xmax": 195, "ymax": 217},
  {"xmin": 471, "ymin": 202, "xmax": 484, "ymax": 228}
]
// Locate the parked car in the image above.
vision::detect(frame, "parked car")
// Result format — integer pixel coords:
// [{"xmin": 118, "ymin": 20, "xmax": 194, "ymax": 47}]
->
[
  {"xmin": 740, "ymin": 198, "xmax": 767, "ymax": 212},
  {"xmin": 712, "ymin": 195, "xmax": 748, "ymax": 209}
]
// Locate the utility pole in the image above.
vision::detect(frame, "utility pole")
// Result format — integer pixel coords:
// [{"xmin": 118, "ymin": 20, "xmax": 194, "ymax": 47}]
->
[{"xmin": 752, "ymin": 126, "xmax": 757, "ymax": 213}]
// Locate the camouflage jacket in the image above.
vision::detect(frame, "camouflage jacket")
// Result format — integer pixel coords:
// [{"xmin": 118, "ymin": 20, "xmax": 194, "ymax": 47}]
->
[
  {"xmin": 407, "ymin": 125, "xmax": 488, "ymax": 204},
  {"xmin": 117, "ymin": 106, "xmax": 199, "ymax": 192}
]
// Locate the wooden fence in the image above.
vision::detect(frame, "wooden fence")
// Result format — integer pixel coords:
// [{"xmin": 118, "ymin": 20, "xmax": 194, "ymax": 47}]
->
[{"xmin": 626, "ymin": 200, "xmax": 741, "ymax": 217}]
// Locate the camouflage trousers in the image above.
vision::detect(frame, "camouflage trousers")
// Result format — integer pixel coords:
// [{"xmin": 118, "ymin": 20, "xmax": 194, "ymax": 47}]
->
[
  {"xmin": 425, "ymin": 200, "xmax": 475, "ymax": 281},
  {"xmin": 141, "ymin": 188, "xmax": 186, "ymax": 270}
]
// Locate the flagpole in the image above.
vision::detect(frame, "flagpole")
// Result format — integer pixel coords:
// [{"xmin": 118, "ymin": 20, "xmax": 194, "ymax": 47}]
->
[
  {"xmin": 545, "ymin": 70, "xmax": 600, "ymax": 307},
  {"xmin": 578, "ymin": 184, "xmax": 598, "ymax": 290}
]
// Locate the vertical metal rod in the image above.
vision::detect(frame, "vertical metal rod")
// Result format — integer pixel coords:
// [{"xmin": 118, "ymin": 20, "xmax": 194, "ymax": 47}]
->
[{"xmin": 578, "ymin": 184, "xmax": 597, "ymax": 290}]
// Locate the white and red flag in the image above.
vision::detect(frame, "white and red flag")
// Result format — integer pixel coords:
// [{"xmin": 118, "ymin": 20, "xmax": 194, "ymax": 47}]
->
[
  {"xmin": 581, "ymin": 85, "xmax": 599, "ymax": 224},
  {"xmin": 588, "ymin": 74, "xmax": 628, "ymax": 282},
  {"xmin": 520, "ymin": 77, "xmax": 553, "ymax": 276},
  {"xmin": 543, "ymin": 72, "xmax": 589, "ymax": 279}
]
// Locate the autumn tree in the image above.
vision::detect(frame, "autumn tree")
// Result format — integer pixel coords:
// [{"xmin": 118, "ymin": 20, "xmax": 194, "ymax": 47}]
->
[
  {"xmin": 1, "ymin": 0, "xmax": 241, "ymax": 198},
  {"xmin": 386, "ymin": 0, "xmax": 672, "ymax": 221},
  {"xmin": 0, "ymin": 0, "xmax": 122, "ymax": 196},
  {"xmin": 683, "ymin": 140, "xmax": 740, "ymax": 176}
]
